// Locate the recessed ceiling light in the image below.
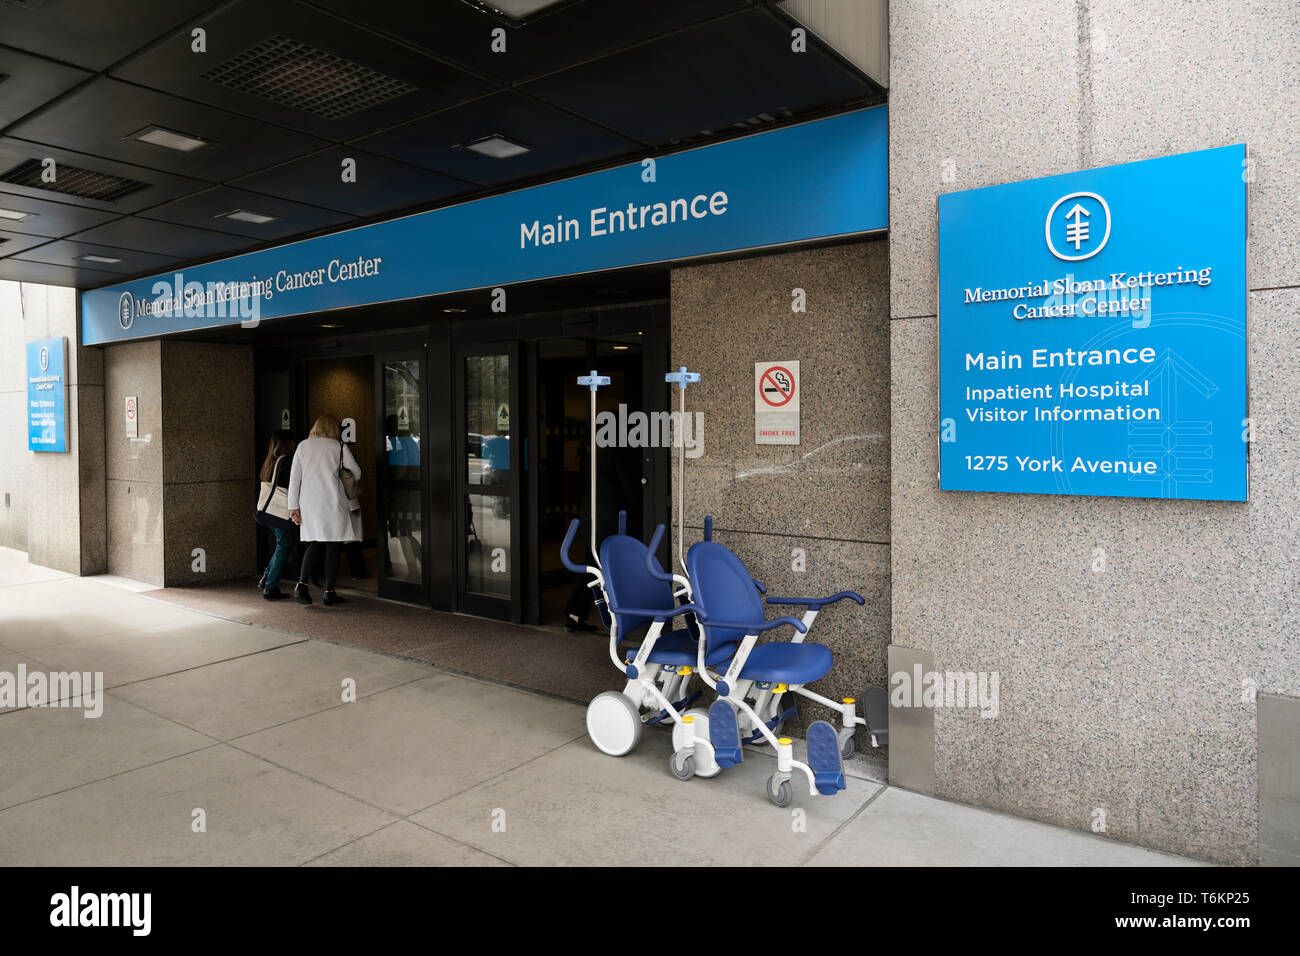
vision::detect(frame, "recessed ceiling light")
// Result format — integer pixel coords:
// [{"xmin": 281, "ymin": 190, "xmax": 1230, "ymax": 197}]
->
[
  {"xmin": 462, "ymin": 134, "xmax": 531, "ymax": 159},
  {"xmin": 470, "ymin": 0, "xmax": 567, "ymax": 22},
  {"xmin": 612, "ymin": 345, "xmax": 629, "ymax": 351},
  {"xmin": 0, "ymin": 207, "xmax": 33, "ymax": 221},
  {"xmin": 131, "ymin": 125, "xmax": 211, "ymax": 153},
  {"xmin": 81, "ymin": 254, "xmax": 122, "ymax": 264},
  {"xmin": 217, "ymin": 209, "xmax": 278, "ymax": 225},
  {"xmin": 319, "ymin": 323, "xmax": 342, "ymax": 329},
  {"xmin": 442, "ymin": 306, "xmax": 469, "ymax": 314}
]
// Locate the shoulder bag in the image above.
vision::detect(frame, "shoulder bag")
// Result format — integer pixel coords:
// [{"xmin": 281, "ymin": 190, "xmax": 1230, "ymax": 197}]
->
[
  {"xmin": 338, "ymin": 441, "xmax": 360, "ymax": 500},
  {"xmin": 255, "ymin": 456, "xmax": 294, "ymax": 530}
]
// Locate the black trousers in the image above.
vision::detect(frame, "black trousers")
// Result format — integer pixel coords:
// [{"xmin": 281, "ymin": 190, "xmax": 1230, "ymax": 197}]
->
[{"xmin": 299, "ymin": 541, "xmax": 341, "ymax": 590}]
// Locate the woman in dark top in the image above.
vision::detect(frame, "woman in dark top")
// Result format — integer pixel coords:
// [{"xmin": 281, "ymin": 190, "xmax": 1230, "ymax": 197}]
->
[{"xmin": 256, "ymin": 429, "xmax": 297, "ymax": 600}]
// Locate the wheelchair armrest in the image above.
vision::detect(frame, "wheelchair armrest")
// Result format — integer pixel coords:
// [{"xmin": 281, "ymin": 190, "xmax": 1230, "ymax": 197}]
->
[
  {"xmin": 699, "ymin": 615, "xmax": 807, "ymax": 635},
  {"xmin": 561, "ymin": 518, "xmax": 591, "ymax": 574},
  {"xmin": 765, "ymin": 590, "xmax": 864, "ymax": 611},
  {"xmin": 642, "ymin": 524, "xmax": 676, "ymax": 583},
  {"xmin": 613, "ymin": 603, "xmax": 701, "ymax": 623}
]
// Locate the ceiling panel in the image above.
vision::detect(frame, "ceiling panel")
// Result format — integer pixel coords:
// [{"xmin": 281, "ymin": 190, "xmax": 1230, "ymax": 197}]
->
[
  {"xmin": 0, "ymin": 0, "xmax": 216, "ymax": 72},
  {"xmin": 0, "ymin": 138, "xmax": 208, "ymax": 212},
  {"xmin": 6, "ymin": 78, "xmax": 329, "ymax": 181},
  {"xmin": 67, "ymin": 217, "xmax": 257, "ymax": 260},
  {"xmin": 313, "ymin": 0, "xmax": 752, "ymax": 85},
  {"xmin": 0, "ymin": 256, "xmax": 120, "ymax": 288},
  {"xmin": 521, "ymin": 8, "xmax": 873, "ymax": 144},
  {"xmin": 137, "ymin": 186, "xmax": 354, "ymax": 239},
  {"xmin": 0, "ymin": 228, "xmax": 56, "ymax": 258},
  {"xmin": 0, "ymin": 192, "xmax": 119, "ymax": 238},
  {"xmin": 229, "ymin": 146, "xmax": 473, "ymax": 217},
  {"xmin": 11, "ymin": 238, "xmax": 181, "ymax": 276},
  {"xmin": 0, "ymin": 2, "xmax": 880, "ymax": 289},
  {"xmin": 112, "ymin": 0, "xmax": 497, "ymax": 140},
  {"xmin": 0, "ymin": 46, "xmax": 91, "ymax": 128},
  {"xmin": 353, "ymin": 90, "xmax": 641, "ymax": 187}
]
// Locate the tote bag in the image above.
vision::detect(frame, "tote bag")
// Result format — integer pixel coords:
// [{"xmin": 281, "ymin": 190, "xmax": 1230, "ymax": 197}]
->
[{"xmin": 255, "ymin": 457, "xmax": 294, "ymax": 530}]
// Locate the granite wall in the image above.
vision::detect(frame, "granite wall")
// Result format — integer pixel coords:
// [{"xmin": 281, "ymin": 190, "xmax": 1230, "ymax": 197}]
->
[
  {"xmin": 889, "ymin": 0, "xmax": 1300, "ymax": 864},
  {"xmin": 104, "ymin": 339, "xmax": 254, "ymax": 586},
  {"xmin": 670, "ymin": 241, "xmax": 892, "ymax": 747},
  {"xmin": 0, "ymin": 280, "xmax": 105, "ymax": 573}
]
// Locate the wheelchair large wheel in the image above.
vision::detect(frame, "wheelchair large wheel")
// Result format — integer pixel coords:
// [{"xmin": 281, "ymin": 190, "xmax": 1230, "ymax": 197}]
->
[
  {"xmin": 586, "ymin": 691, "xmax": 642, "ymax": 756},
  {"xmin": 671, "ymin": 708, "xmax": 720, "ymax": 778}
]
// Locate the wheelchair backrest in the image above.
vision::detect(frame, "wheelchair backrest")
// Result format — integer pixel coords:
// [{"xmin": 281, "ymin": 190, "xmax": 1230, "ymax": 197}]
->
[
  {"xmin": 599, "ymin": 533, "xmax": 676, "ymax": 639},
  {"xmin": 686, "ymin": 540, "xmax": 764, "ymax": 652}
]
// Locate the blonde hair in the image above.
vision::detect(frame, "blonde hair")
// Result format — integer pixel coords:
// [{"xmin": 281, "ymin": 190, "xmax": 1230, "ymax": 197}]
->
[{"xmin": 308, "ymin": 415, "xmax": 341, "ymax": 440}]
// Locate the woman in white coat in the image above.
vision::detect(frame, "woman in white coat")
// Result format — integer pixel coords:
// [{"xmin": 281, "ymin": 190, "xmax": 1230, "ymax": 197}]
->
[{"xmin": 288, "ymin": 415, "xmax": 361, "ymax": 606}]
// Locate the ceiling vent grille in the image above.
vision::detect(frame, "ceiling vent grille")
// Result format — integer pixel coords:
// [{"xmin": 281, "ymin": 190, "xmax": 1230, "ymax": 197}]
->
[
  {"xmin": 0, "ymin": 158, "xmax": 149, "ymax": 202},
  {"xmin": 201, "ymin": 36, "xmax": 417, "ymax": 121}
]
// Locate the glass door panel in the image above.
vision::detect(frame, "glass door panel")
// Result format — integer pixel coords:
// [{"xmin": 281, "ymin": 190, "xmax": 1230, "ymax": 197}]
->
[
  {"xmin": 378, "ymin": 354, "xmax": 428, "ymax": 602},
  {"xmin": 458, "ymin": 345, "xmax": 519, "ymax": 618}
]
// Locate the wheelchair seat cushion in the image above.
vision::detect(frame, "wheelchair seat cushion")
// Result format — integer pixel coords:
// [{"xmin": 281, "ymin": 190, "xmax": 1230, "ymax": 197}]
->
[{"xmin": 737, "ymin": 641, "xmax": 833, "ymax": 685}]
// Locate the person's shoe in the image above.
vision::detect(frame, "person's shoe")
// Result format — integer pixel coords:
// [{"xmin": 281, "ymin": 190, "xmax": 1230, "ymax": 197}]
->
[
  {"xmin": 294, "ymin": 582, "xmax": 312, "ymax": 605},
  {"xmin": 322, "ymin": 589, "xmax": 344, "ymax": 606},
  {"xmin": 565, "ymin": 616, "xmax": 596, "ymax": 633},
  {"xmin": 262, "ymin": 588, "xmax": 288, "ymax": 601}
]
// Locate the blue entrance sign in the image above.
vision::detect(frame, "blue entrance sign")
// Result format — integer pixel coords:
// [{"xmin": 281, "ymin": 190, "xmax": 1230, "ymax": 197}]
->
[
  {"xmin": 938, "ymin": 144, "xmax": 1248, "ymax": 502},
  {"xmin": 81, "ymin": 106, "xmax": 887, "ymax": 345},
  {"xmin": 27, "ymin": 337, "xmax": 67, "ymax": 453}
]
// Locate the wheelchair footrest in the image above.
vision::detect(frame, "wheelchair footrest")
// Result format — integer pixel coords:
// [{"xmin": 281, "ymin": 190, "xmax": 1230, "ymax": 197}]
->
[
  {"xmin": 709, "ymin": 700, "xmax": 743, "ymax": 769},
  {"xmin": 807, "ymin": 720, "xmax": 846, "ymax": 795},
  {"xmin": 864, "ymin": 684, "xmax": 889, "ymax": 747}
]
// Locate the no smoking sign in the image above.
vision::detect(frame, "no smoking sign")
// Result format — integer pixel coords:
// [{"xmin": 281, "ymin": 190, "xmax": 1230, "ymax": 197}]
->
[{"xmin": 754, "ymin": 360, "xmax": 800, "ymax": 445}]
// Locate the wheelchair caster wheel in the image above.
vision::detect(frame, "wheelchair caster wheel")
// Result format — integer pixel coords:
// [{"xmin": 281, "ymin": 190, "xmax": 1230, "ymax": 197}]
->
[
  {"xmin": 766, "ymin": 774, "xmax": 792, "ymax": 808},
  {"xmin": 586, "ymin": 691, "xmax": 642, "ymax": 756},
  {"xmin": 670, "ymin": 750, "xmax": 695, "ymax": 781},
  {"xmin": 838, "ymin": 727, "xmax": 856, "ymax": 760},
  {"xmin": 671, "ymin": 708, "xmax": 720, "ymax": 777}
]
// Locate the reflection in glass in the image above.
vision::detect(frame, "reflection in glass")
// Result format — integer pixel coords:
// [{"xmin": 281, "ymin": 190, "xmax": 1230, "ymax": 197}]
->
[
  {"xmin": 465, "ymin": 354, "xmax": 510, "ymax": 484},
  {"xmin": 384, "ymin": 360, "xmax": 421, "ymax": 481},
  {"xmin": 382, "ymin": 359, "xmax": 421, "ymax": 586},
  {"xmin": 466, "ymin": 492, "xmax": 510, "ymax": 596},
  {"xmin": 383, "ymin": 487, "xmax": 422, "ymax": 585}
]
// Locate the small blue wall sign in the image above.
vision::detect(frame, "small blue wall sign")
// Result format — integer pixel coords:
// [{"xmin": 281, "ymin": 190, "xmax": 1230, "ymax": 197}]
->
[
  {"xmin": 938, "ymin": 144, "xmax": 1249, "ymax": 502},
  {"xmin": 27, "ymin": 337, "xmax": 68, "ymax": 453}
]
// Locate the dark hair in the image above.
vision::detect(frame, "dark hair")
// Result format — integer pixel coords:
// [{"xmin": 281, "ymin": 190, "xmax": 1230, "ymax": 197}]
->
[{"xmin": 259, "ymin": 429, "xmax": 295, "ymax": 482}]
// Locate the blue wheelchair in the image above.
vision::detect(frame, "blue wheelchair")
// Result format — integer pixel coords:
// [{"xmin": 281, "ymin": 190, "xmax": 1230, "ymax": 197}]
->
[
  {"xmin": 645, "ymin": 521, "xmax": 888, "ymax": 806},
  {"xmin": 561, "ymin": 515, "xmax": 723, "ymax": 778}
]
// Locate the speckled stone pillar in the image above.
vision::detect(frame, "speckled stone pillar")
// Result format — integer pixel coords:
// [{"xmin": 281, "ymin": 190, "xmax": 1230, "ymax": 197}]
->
[
  {"xmin": 670, "ymin": 240, "xmax": 892, "ymax": 751},
  {"xmin": 0, "ymin": 281, "xmax": 106, "ymax": 574},
  {"xmin": 104, "ymin": 339, "xmax": 254, "ymax": 586},
  {"xmin": 889, "ymin": 0, "xmax": 1300, "ymax": 864}
]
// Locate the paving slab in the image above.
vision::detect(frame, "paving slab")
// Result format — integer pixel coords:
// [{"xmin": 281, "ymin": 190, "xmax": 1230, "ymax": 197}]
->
[
  {"xmin": 233, "ymin": 674, "xmax": 587, "ymax": 816},
  {"xmin": 0, "ymin": 694, "xmax": 213, "ymax": 809},
  {"xmin": 803, "ymin": 786, "xmax": 1206, "ymax": 867},
  {"xmin": 23, "ymin": 615, "xmax": 303, "ymax": 688},
  {"xmin": 304, "ymin": 819, "xmax": 510, "ymax": 867},
  {"xmin": 0, "ymin": 744, "xmax": 396, "ymax": 866},
  {"xmin": 411, "ymin": 727, "xmax": 883, "ymax": 867},
  {"xmin": 113, "ymin": 639, "xmax": 435, "ymax": 739}
]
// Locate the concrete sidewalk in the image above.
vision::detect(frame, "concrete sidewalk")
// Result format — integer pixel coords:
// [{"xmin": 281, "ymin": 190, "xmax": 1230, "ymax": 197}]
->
[{"xmin": 0, "ymin": 547, "xmax": 1203, "ymax": 867}]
